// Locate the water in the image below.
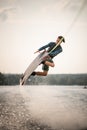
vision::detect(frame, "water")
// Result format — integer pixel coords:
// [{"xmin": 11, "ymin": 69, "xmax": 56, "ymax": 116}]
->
[{"xmin": 0, "ymin": 85, "xmax": 87, "ymax": 130}]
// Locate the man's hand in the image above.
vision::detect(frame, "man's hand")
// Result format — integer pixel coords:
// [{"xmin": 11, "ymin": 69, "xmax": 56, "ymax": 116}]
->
[
  {"xmin": 34, "ymin": 49, "xmax": 46, "ymax": 54},
  {"xmin": 34, "ymin": 50, "xmax": 40, "ymax": 54}
]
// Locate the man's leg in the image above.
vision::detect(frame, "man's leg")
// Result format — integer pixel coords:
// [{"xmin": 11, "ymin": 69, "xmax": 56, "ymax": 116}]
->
[
  {"xmin": 31, "ymin": 63, "xmax": 49, "ymax": 76},
  {"xmin": 45, "ymin": 61, "xmax": 55, "ymax": 67},
  {"xmin": 35, "ymin": 70, "xmax": 48, "ymax": 76},
  {"xmin": 35, "ymin": 60, "xmax": 55, "ymax": 76},
  {"xmin": 31, "ymin": 59, "xmax": 54, "ymax": 76},
  {"xmin": 31, "ymin": 70, "xmax": 48, "ymax": 76}
]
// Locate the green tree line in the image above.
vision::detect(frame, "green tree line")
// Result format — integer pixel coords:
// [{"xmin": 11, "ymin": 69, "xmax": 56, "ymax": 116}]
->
[
  {"xmin": 0, "ymin": 72, "xmax": 20, "ymax": 85},
  {"xmin": 0, "ymin": 72, "xmax": 87, "ymax": 85}
]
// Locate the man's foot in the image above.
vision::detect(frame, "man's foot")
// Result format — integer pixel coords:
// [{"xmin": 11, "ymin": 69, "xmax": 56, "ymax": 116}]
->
[
  {"xmin": 41, "ymin": 61, "xmax": 45, "ymax": 64},
  {"xmin": 31, "ymin": 71, "xmax": 36, "ymax": 76},
  {"xmin": 20, "ymin": 74, "xmax": 24, "ymax": 80}
]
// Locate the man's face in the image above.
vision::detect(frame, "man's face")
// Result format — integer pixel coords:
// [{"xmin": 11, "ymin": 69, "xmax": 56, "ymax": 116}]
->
[{"xmin": 56, "ymin": 37, "xmax": 61, "ymax": 44}]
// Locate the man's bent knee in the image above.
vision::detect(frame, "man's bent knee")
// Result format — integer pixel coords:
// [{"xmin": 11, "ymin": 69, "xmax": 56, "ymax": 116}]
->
[
  {"xmin": 43, "ymin": 71, "xmax": 48, "ymax": 76},
  {"xmin": 51, "ymin": 63, "xmax": 55, "ymax": 67}
]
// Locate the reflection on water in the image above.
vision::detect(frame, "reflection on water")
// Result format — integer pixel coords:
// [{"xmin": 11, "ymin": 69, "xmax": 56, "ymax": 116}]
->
[{"xmin": 20, "ymin": 85, "xmax": 87, "ymax": 130}]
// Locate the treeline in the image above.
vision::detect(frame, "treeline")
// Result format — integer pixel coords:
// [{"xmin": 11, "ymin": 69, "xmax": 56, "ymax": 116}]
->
[
  {"xmin": 37, "ymin": 74, "xmax": 87, "ymax": 85},
  {"xmin": 0, "ymin": 72, "xmax": 87, "ymax": 85},
  {"xmin": 0, "ymin": 72, "xmax": 20, "ymax": 85}
]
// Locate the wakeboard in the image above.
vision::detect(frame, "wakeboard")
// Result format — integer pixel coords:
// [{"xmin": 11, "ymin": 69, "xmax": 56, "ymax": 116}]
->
[{"xmin": 20, "ymin": 51, "xmax": 48, "ymax": 85}]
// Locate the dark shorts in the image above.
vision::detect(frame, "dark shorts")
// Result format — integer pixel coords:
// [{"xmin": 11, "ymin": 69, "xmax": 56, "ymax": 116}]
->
[{"xmin": 42, "ymin": 58, "xmax": 54, "ymax": 71}]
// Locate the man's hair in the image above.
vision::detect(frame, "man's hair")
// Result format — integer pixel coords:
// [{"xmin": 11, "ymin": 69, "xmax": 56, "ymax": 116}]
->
[{"xmin": 58, "ymin": 36, "xmax": 65, "ymax": 43}]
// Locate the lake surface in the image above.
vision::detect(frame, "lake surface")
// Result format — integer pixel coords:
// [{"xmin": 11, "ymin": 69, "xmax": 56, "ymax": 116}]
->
[{"xmin": 0, "ymin": 85, "xmax": 87, "ymax": 130}]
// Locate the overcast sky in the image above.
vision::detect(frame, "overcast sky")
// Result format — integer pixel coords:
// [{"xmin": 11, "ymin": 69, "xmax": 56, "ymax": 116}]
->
[{"xmin": 0, "ymin": 0, "xmax": 87, "ymax": 74}]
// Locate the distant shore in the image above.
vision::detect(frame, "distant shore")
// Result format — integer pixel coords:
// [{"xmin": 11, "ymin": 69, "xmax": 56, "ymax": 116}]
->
[{"xmin": 0, "ymin": 72, "xmax": 87, "ymax": 85}]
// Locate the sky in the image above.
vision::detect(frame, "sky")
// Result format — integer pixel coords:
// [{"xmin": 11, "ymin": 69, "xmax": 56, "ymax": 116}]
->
[{"xmin": 0, "ymin": 0, "xmax": 87, "ymax": 74}]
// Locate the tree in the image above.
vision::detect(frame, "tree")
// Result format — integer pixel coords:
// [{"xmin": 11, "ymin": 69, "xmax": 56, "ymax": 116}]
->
[{"xmin": 0, "ymin": 72, "xmax": 5, "ymax": 85}]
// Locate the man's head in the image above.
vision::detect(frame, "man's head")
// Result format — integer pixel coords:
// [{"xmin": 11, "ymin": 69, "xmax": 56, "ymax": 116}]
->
[{"xmin": 56, "ymin": 36, "xmax": 65, "ymax": 44}]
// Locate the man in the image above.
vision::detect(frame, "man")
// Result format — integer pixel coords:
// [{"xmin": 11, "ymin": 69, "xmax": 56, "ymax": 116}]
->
[{"xmin": 31, "ymin": 36, "xmax": 65, "ymax": 76}]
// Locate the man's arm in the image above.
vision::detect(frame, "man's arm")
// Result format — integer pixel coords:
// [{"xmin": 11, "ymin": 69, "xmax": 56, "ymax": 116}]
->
[{"xmin": 34, "ymin": 42, "xmax": 52, "ymax": 54}]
